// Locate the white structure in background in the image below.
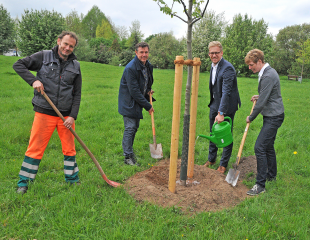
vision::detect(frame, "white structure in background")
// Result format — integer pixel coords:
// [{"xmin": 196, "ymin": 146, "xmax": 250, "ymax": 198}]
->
[{"xmin": 3, "ymin": 49, "xmax": 21, "ymax": 56}]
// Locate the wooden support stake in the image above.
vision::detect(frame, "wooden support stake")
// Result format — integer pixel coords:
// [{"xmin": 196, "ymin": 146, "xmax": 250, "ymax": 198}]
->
[
  {"xmin": 187, "ymin": 58, "xmax": 201, "ymax": 179},
  {"xmin": 168, "ymin": 56, "xmax": 184, "ymax": 193}
]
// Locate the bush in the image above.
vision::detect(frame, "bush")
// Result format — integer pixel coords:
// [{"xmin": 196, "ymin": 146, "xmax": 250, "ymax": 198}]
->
[
  {"xmin": 95, "ymin": 44, "xmax": 112, "ymax": 64},
  {"xmin": 74, "ymin": 35, "xmax": 95, "ymax": 62},
  {"xmin": 119, "ymin": 50, "xmax": 134, "ymax": 66},
  {"xmin": 109, "ymin": 55, "xmax": 120, "ymax": 66}
]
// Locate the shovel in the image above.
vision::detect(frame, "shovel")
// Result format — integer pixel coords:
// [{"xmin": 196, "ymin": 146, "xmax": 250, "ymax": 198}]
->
[
  {"xmin": 149, "ymin": 93, "xmax": 163, "ymax": 159},
  {"xmin": 42, "ymin": 91, "xmax": 121, "ymax": 188},
  {"xmin": 225, "ymin": 100, "xmax": 257, "ymax": 186}
]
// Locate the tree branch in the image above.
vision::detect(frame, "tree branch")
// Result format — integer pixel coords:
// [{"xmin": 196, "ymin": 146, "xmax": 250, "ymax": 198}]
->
[
  {"xmin": 173, "ymin": 13, "xmax": 188, "ymax": 24},
  {"xmin": 180, "ymin": 0, "xmax": 189, "ymax": 19},
  {"xmin": 189, "ymin": 0, "xmax": 210, "ymax": 26},
  {"xmin": 200, "ymin": 0, "xmax": 210, "ymax": 17}
]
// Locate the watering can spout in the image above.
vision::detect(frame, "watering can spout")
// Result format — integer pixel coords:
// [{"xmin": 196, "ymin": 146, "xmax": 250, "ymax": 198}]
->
[{"xmin": 198, "ymin": 134, "xmax": 218, "ymax": 145}]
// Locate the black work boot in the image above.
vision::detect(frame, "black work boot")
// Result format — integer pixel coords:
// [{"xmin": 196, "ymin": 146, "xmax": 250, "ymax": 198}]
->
[
  {"xmin": 124, "ymin": 154, "xmax": 139, "ymax": 166},
  {"xmin": 16, "ymin": 186, "xmax": 28, "ymax": 194}
]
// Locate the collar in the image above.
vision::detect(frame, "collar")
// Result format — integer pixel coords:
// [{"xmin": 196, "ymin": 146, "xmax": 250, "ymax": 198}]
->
[
  {"xmin": 135, "ymin": 55, "xmax": 149, "ymax": 70},
  {"xmin": 258, "ymin": 63, "xmax": 269, "ymax": 82}
]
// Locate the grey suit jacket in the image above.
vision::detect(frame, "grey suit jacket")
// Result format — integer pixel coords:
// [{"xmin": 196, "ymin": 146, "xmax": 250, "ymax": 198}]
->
[
  {"xmin": 208, "ymin": 58, "xmax": 241, "ymax": 116},
  {"xmin": 249, "ymin": 65, "xmax": 284, "ymax": 121}
]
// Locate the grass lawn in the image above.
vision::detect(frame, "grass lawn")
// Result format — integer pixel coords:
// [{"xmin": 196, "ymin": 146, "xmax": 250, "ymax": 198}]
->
[{"xmin": 1, "ymin": 55, "xmax": 310, "ymax": 239}]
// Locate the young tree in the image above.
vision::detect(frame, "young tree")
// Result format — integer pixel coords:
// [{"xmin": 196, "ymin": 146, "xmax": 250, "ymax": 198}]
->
[
  {"xmin": 153, "ymin": 0, "xmax": 210, "ymax": 185},
  {"xmin": 192, "ymin": 10, "xmax": 227, "ymax": 72},
  {"xmin": 0, "ymin": 4, "xmax": 15, "ymax": 54},
  {"xmin": 81, "ymin": 5, "xmax": 108, "ymax": 41},
  {"xmin": 17, "ymin": 9, "xmax": 65, "ymax": 56}
]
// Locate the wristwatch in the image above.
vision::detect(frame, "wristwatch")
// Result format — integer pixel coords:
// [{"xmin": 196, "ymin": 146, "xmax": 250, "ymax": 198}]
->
[{"xmin": 219, "ymin": 111, "xmax": 224, "ymax": 116}]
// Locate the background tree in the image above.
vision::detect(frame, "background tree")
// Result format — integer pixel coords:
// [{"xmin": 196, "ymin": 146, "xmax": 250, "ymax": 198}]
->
[
  {"xmin": 154, "ymin": 0, "xmax": 210, "ymax": 185},
  {"xmin": 81, "ymin": 5, "xmax": 108, "ymax": 41},
  {"xmin": 115, "ymin": 25, "xmax": 128, "ymax": 49},
  {"xmin": 96, "ymin": 44, "xmax": 112, "ymax": 64},
  {"xmin": 110, "ymin": 38, "xmax": 122, "ymax": 54},
  {"xmin": 65, "ymin": 10, "xmax": 83, "ymax": 36},
  {"xmin": 126, "ymin": 20, "xmax": 144, "ymax": 50},
  {"xmin": 17, "ymin": 9, "xmax": 65, "ymax": 56},
  {"xmin": 119, "ymin": 49, "xmax": 135, "ymax": 66},
  {"xmin": 96, "ymin": 19, "xmax": 114, "ymax": 39},
  {"xmin": 273, "ymin": 23, "xmax": 310, "ymax": 75},
  {"xmin": 291, "ymin": 39, "xmax": 310, "ymax": 78},
  {"xmin": 148, "ymin": 31, "xmax": 184, "ymax": 69},
  {"xmin": 88, "ymin": 37, "xmax": 112, "ymax": 63},
  {"xmin": 145, "ymin": 34, "xmax": 157, "ymax": 43},
  {"xmin": 73, "ymin": 35, "xmax": 95, "ymax": 62},
  {"xmin": 0, "ymin": 4, "xmax": 15, "ymax": 54},
  {"xmin": 222, "ymin": 13, "xmax": 273, "ymax": 77},
  {"xmin": 192, "ymin": 10, "xmax": 227, "ymax": 72}
]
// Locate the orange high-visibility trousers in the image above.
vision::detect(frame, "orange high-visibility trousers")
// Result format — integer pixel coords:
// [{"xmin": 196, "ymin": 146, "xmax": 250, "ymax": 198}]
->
[{"xmin": 25, "ymin": 112, "xmax": 76, "ymax": 159}]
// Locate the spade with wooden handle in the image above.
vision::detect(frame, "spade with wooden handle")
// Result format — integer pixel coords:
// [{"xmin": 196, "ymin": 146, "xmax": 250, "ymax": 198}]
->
[
  {"xmin": 42, "ymin": 91, "xmax": 121, "ymax": 188},
  {"xmin": 149, "ymin": 94, "xmax": 163, "ymax": 159},
  {"xmin": 225, "ymin": 100, "xmax": 257, "ymax": 187}
]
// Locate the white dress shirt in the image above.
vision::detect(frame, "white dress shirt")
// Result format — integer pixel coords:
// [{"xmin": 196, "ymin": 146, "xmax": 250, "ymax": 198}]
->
[
  {"xmin": 211, "ymin": 60, "xmax": 221, "ymax": 85},
  {"xmin": 258, "ymin": 63, "xmax": 269, "ymax": 82}
]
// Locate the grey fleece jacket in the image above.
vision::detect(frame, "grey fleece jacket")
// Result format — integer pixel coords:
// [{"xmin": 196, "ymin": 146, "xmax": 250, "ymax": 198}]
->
[{"xmin": 249, "ymin": 65, "xmax": 284, "ymax": 121}]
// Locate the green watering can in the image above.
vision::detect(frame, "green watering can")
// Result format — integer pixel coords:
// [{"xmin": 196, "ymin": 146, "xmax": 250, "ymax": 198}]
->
[{"xmin": 199, "ymin": 116, "xmax": 233, "ymax": 148}]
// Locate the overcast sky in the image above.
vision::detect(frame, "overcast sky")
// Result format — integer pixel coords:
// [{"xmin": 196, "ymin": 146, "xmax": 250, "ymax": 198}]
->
[{"xmin": 2, "ymin": 0, "xmax": 310, "ymax": 39}]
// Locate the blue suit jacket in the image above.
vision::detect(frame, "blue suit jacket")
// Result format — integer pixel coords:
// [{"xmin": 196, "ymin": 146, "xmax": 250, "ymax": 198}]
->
[
  {"xmin": 208, "ymin": 58, "xmax": 241, "ymax": 115},
  {"xmin": 118, "ymin": 56, "xmax": 154, "ymax": 119}
]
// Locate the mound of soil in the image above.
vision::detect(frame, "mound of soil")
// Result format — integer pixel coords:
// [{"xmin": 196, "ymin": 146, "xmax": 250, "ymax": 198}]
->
[{"xmin": 125, "ymin": 156, "xmax": 257, "ymax": 213}]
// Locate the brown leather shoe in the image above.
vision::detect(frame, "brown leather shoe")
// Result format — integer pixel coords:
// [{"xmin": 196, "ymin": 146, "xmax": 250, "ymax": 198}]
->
[
  {"xmin": 204, "ymin": 161, "xmax": 215, "ymax": 167},
  {"xmin": 217, "ymin": 166, "xmax": 226, "ymax": 174}
]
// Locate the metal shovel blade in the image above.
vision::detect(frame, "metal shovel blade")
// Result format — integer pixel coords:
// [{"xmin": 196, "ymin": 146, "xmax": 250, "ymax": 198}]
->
[
  {"xmin": 225, "ymin": 168, "xmax": 240, "ymax": 187},
  {"xmin": 149, "ymin": 143, "xmax": 163, "ymax": 159}
]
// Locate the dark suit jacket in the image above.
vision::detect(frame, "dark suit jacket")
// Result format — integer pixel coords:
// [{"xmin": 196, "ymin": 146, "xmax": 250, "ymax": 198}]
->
[
  {"xmin": 118, "ymin": 56, "xmax": 154, "ymax": 119},
  {"xmin": 208, "ymin": 58, "xmax": 241, "ymax": 116}
]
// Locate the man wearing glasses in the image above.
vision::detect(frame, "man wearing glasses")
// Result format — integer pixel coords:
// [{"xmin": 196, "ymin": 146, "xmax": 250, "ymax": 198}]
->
[{"xmin": 204, "ymin": 41, "xmax": 241, "ymax": 174}]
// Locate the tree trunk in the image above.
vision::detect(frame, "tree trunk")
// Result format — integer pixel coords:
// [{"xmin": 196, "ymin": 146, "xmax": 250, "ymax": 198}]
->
[
  {"xmin": 301, "ymin": 59, "xmax": 304, "ymax": 78},
  {"xmin": 179, "ymin": 0, "xmax": 193, "ymax": 185}
]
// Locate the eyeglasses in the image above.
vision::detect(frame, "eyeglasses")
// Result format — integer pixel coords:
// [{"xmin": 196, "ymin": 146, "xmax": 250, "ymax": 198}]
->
[{"xmin": 209, "ymin": 52, "xmax": 221, "ymax": 55}]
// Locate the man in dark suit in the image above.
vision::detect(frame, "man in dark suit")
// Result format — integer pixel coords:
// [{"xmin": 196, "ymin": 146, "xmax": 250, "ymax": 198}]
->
[
  {"xmin": 204, "ymin": 41, "xmax": 241, "ymax": 173},
  {"xmin": 118, "ymin": 42, "xmax": 154, "ymax": 166}
]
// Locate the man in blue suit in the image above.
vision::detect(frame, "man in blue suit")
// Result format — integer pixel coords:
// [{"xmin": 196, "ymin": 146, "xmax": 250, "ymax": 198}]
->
[
  {"xmin": 118, "ymin": 42, "xmax": 154, "ymax": 166},
  {"xmin": 204, "ymin": 41, "xmax": 241, "ymax": 173}
]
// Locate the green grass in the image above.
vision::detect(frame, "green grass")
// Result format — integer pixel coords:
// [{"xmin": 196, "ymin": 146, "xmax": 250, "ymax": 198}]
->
[{"xmin": 1, "ymin": 55, "xmax": 310, "ymax": 239}]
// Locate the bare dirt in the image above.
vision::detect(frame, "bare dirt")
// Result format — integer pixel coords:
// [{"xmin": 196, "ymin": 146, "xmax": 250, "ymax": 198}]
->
[{"xmin": 125, "ymin": 156, "xmax": 257, "ymax": 214}]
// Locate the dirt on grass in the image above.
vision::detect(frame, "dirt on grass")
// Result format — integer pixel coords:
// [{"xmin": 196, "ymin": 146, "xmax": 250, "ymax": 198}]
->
[{"xmin": 125, "ymin": 156, "xmax": 257, "ymax": 214}]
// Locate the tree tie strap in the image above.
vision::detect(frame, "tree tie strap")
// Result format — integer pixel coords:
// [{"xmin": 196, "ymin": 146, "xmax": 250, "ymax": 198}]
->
[{"xmin": 174, "ymin": 59, "xmax": 201, "ymax": 66}]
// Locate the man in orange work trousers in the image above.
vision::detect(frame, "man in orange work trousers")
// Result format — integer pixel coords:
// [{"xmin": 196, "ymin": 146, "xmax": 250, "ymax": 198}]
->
[{"xmin": 13, "ymin": 31, "xmax": 82, "ymax": 194}]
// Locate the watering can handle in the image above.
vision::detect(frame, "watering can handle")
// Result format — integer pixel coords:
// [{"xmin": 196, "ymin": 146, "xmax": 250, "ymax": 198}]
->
[{"xmin": 211, "ymin": 116, "xmax": 232, "ymax": 133}]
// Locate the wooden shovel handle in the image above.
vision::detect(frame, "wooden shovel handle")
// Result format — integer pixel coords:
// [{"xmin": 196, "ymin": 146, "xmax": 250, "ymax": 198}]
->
[
  {"xmin": 236, "ymin": 100, "xmax": 257, "ymax": 165},
  {"xmin": 42, "ymin": 92, "xmax": 120, "ymax": 187},
  {"xmin": 150, "ymin": 94, "xmax": 156, "ymax": 145}
]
